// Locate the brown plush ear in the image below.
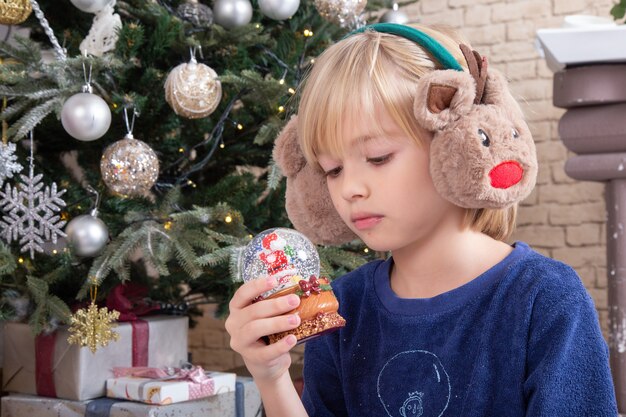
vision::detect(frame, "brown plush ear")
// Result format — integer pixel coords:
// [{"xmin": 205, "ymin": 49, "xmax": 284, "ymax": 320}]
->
[
  {"xmin": 481, "ymin": 68, "xmax": 525, "ymax": 120},
  {"xmin": 272, "ymin": 116, "xmax": 306, "ymax": 177},
  {"xmin": 272, "ymin": 117, "xmax": 357, "ymax": 245},
  {"xmin": 414, "ymin": 70, "xmax": 476, "ymax": 132}
]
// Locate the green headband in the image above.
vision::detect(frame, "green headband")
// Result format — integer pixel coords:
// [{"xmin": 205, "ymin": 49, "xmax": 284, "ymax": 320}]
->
[{"xmin": 348, "ymin": 23, "xmax": 464, "ymax": 72}]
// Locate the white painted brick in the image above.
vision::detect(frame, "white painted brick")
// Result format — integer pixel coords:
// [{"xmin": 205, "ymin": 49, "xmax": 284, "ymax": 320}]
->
[
  {"xmin": 464, "ymin": 5, "xmax": 492, "ymax": 26},
  {"xmin": 510, "ymin": 78, "xmax": 553, "ymax": 101},
  {"xmin": 553, "ymin": 0, "xmax": 586, "ymax": 15},
  {"xmin": 506, "ymin": 21, "xmax": 537, "ymax": 41},
  {"xmin": 464, "ymin": 24, "xmax": 506, "ymax": 46},
  {"xmin": 506, "ymin": 60, "xmax": 537, "ymax": 81},
  {"xmin": 420, "ymin": 0, "xmax": 446, "ymax": 14},
  {"xmin": 419, "ymin": 9, "xmax": 465, "ymax": 28}
]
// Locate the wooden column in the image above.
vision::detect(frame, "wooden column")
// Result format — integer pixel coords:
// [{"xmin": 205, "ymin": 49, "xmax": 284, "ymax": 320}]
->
[{"xmin": 556, "ymin": 64, "xmax": 626, "ymax": 411}]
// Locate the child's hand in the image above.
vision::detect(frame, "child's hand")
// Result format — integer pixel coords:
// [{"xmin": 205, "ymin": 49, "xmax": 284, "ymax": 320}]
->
[{"xmin": 225, "ymin": 276, "xmax": 302, "ymax": 383}]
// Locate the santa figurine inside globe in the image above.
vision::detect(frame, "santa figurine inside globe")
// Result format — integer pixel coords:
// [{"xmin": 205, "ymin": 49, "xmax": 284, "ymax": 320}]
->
[{"xmin": 240, "ymin": 228, "xmax": 346, "ymax": 344}]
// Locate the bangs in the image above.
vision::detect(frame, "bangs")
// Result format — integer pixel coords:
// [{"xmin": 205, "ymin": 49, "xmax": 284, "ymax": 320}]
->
[{"xmin": 297, "ymin": 31, "xmax": 430, "ymax": 166}]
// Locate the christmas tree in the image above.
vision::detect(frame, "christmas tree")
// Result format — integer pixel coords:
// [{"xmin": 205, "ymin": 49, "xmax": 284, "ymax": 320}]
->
[{"xmin": 0, "ymin": 0, "xmax": 416, "ymax": 336}]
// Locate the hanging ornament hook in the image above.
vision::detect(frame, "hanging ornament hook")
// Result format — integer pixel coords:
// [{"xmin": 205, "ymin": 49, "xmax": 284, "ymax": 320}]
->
[
  {"xmin": 85, "ymin": 185, "xmax": 101, "ymax": 217},
  {"xmin": 189, "ymin": 45, "xmax": 198, "ymax": 64},
  {"xmin": 81, "ymin": 60, "xmax": 93, "ymax": 94},
  {"xmin": 123, "ymin": 106, "xmax": 138, "ymax": 139}
]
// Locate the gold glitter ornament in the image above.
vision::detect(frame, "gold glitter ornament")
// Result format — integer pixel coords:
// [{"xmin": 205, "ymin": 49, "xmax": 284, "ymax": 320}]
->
[
  {"xmin": 314, "ymin": 0, "xmax": 366, "ymax": 27},
  {"xmin": 164, "ymin": 56, "xmax": 222, "ymax": 119},
  {"xmin": 67, "ymin": 284, "xmax": 120, "ymax": 354},
  {"xmin": 100, "ymin": 133, "xmax": 160, "ymax": 197},
  {"xmin": 0, "ymin": 0, "xmax": 32, "ymax": 25}
]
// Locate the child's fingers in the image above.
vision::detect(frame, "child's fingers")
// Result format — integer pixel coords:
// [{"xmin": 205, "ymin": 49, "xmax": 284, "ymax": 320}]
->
[
  {"xmin": 245, "ymin": 293, "xmax": 301, "ymax": 321},
  {"xmin": 254, "ymin": 334, "xmax": 299, "ymax": 364},
  {"xmin": 229, "ymin": 276, "xmax": 276, "ymax": 310},
  {"xmin": 238, "ymin": 314, "xmax": 301, "ymax": 346}
]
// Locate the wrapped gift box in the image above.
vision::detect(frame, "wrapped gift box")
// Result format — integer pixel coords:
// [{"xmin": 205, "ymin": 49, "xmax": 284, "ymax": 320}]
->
[
  {"xmin": 2, "ymin": 316, "xmax": 188, "ymax": 401},
  {"xmin": 0, "ymin": 377, "xmax": 262, "ymax": 417},
  {"xmin": 106, "ymin": 370, "xmax": 236, "ymax": 405}
]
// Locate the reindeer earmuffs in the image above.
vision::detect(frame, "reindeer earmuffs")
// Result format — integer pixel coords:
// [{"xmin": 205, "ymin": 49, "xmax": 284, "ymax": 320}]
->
[{"xmin": 272, "ymin": 23, "xmax": 538, "ymax": 245}]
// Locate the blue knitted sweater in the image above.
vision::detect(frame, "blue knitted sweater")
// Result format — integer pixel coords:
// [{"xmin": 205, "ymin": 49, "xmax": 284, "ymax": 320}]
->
[{"xmin": 301, "ymin": 242, "xmax": 617, "ymax": 416}]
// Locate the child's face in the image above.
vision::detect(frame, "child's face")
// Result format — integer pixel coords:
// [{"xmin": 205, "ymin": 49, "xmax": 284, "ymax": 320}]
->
[{"xmin": 317, "ymin": 109, "xmax": 465, "ymax": 252}]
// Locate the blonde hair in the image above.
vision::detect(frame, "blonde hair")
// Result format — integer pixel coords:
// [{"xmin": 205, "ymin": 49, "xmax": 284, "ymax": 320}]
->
[{"xmin": 297, "ymin": 23, "xmax": 517, "ymax": 241}]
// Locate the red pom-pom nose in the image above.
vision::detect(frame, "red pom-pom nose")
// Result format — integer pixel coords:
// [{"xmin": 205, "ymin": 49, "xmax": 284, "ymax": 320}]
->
[{"xmin": 489, "ymin": 161, "xmax": 523, "ymax": 189}]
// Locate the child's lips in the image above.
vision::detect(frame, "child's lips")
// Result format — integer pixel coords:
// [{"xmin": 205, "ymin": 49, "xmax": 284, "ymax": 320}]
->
[{"xmin": 351, "ymin": 214, "xmax": 384, "ymax": 230}]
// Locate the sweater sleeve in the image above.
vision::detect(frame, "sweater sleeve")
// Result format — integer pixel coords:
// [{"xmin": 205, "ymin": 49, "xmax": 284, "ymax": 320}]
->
[
  {"xmin": 301, "ymin": 335, "xmax": 347, "ymax": 417},
  {"xmin": 523, "ymin": 266, "xmax": 618, "ymax": 416}
]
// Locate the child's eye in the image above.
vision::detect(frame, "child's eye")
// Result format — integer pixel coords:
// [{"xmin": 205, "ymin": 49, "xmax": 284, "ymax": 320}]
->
[
  {"xmin": 324, "ymin": 167, "xmax": 342, "ymax": 178},
  {"xmin": 366, "ymin": 154, "xmax": 392, "ymax": 165},
  {"xmin": 512, "ymin": 128, "xmax": 519, "ymax": 139}
]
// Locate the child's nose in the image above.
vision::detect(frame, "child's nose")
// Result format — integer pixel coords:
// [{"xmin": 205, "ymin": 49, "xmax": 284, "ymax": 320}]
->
[
  {"xmin": 489, "ymin": 160, "xmax": 524, "ymax": 189},
  {"xmin": 340, "ymin": 170, "xmax": 369, "ymax": 200}
]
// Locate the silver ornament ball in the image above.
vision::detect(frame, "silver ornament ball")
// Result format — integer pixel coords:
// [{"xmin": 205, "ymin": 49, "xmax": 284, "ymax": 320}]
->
[
  {"xmin": 258, "ymin": 0, "xmax": 300, "ymax": 20},
  {"xmin": 61, "ymin": 92, "xmax": 112, "ymax": 141},
  {"xmin": 69, "ymin": 0, "xmax": 114, "ymax": 13},
  {"xmin": 379, "ymin": 7, "xmax": 409, "ymax": 24},
  {"xmin": 65, "ymin": 214, "xmax": 109, "ymax": 257},
  {"xmin": 213, "ymin": 0, "xmax": 253, "ymax": 29},
  {"xmin": 176, "ymin": 0, "xmax": 214, "ymax": 27},
  {"xmin": 100, "ymin": 136, "xmax": 160, "ymax": 198}
]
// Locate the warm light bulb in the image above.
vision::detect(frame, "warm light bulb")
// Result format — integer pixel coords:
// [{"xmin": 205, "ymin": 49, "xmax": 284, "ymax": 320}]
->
[
  {"xmin": 18, "ymin": 257, "xmax": 24, "ymax": 264},
  {"xmin": 288, "ymin": 88, "xmax": 296, "ymax": 95},
  {"xmin": 225, "ymin": 215, "xmax": 233, "ymax": 223},
  {"xmin": 364, "ymin": 248, "xmax": 369, "ymax": 253},
  {"xmin": 220, "ymin": 143, "xmax": 225, "ymax": 149},
  {"xmin": 278, "ymin": 106, "xmax": 285, "ymax": 112},
  {"xmin": 164, "ymin": 221, "xmax": 172, "ymax": 230},
  {"xmin": 279, "ymin": 79, "xmax": 285, "ymax": 85},
  {"xmin": 237, "ymin": 123, "xmax": 243, "ymax": 130},
  {"xmin": 52, "ymin": 249, "xmax": 58, "ymax": 255},
  {"xmin": 179, "ymin": 147, "xmax": 185, "ymax": 153}
]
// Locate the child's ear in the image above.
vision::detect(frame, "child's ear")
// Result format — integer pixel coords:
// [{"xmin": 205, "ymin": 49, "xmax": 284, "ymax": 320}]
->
[
  {"xmin": 272, "ymin": 116, "xmax": 357, "ymax": 245},
  {"xmin": 413, "ymin": 70, "xmax": 476, "ymax": 131}
]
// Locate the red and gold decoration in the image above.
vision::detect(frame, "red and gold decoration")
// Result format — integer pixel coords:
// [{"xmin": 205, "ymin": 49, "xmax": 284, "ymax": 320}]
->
[{"xmin": 0, "ymin": 0, "xmax": 32, "ymax": 25}]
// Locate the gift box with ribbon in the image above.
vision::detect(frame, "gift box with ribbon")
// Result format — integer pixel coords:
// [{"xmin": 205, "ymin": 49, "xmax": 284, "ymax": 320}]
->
[
  {"xmin": 2, "ymin": 315, "xmax": 188, "ymax": 401},
  {"xmin": 106, "ymin": 366, "xmax": 236, "ymax": 405},
  {"xmin": 0, "ymin": 377, "xmax": 262, "ymax": 417}
]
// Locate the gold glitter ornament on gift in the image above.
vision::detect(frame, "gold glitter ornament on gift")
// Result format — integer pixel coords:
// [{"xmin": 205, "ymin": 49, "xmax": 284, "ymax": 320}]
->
[
  {"xmin": 164, "ymin": 55, "xmax": 222, "ymax": 119},
  {"xmin": 0, "ymin": 0, "xmax": 33, "ymax": 25},
  {"xmin": 67, "ymin": 281, "xmax": 120, "ymax": 354},
  {"xmin": 314, "ymin": 0, "xmax": 366, "ymax": 27}
]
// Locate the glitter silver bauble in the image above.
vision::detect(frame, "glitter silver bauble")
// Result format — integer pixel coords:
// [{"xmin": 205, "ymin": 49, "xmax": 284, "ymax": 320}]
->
[
  {"xmin": 314, "ymin": 0, "xmax": 367, "ymax": 27},
  {"xmin": 100, "ymin": 134, "xmax": 159, "ymax": 197},
  {"xmin": 61, "ymin": 92, "xmax": 112, "ymax": 142},
  {"xmin": 239, "ymin": 228, "xmax": 320, "ymax": 298},
  {"xmin": 176, "ymin": 0, "xmax": 213, "ymax": 27},
  {"xmin": 70, "ymin": 0, "xmax": 113, "ymax": 14},
  {"xmin": 379, "ymin": 5, "xmax": 409, "ymax": 24},
  {"xmin": 65, "ymin": 210, "xmax": 109, "ymax": 257},
  {"xmin": 258, "ymin": 0, "xmax": 300, "ymax": 20},
  {"xmin": 213, "ymin": 0, "xmax": 253, "ymax": 29},
  {"xmin": 164, "ymin": 58, "xmax": 222, "ymax": 119}
]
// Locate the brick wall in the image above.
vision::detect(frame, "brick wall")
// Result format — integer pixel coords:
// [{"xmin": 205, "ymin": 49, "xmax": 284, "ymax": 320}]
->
[{"xmin": 189, "ymin": 0, "xmax": 616, "ymax": 371}]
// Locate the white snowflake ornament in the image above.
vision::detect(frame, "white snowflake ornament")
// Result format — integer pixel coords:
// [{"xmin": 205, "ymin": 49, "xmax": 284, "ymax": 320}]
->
[
  {"xmin": 0, "ymin": 133, "xmax": 66, "ymax": 258},
  {"xmin": 0, "ymin": 142, "xmax": 23, "ymax": 187}
]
